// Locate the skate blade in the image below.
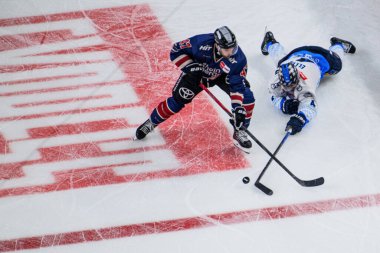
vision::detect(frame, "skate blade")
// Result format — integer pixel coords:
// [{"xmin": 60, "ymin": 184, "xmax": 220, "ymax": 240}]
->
[{"xmin": 233, "ymin": 141, "xmax": 251, "ymax": 154}]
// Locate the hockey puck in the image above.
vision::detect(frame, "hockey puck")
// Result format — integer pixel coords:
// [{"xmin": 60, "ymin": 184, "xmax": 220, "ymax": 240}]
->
[{"xmin": 242, "ymin": 176, "xmax": 250, "ymax": 184}]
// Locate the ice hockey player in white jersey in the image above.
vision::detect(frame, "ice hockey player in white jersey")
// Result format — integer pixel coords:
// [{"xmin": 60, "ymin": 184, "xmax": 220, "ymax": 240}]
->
[{"xmin": 261, "ymin": 31, "xmax": 356, "ymax": 135}]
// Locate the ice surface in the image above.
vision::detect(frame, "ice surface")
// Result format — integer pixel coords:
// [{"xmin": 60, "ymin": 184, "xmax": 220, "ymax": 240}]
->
[{"xmin": 0, "ymin": 0, "xmax": 380, "ymax": 252}]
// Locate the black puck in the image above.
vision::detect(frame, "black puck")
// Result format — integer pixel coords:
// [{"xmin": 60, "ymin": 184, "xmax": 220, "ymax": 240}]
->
[{"xmin": 242, "ymin": 176, "xmax": 250, "ymax": 184}]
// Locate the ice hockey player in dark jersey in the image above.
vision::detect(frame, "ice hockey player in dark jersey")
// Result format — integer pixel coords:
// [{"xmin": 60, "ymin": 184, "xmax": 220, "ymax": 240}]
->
[
  {"xmin": 261, "ymin": 31, "xmax": 356, "ymax": 135},
  {"xmin": 135, "ymin": 26, "xmax": 255, "ymax": 153}
]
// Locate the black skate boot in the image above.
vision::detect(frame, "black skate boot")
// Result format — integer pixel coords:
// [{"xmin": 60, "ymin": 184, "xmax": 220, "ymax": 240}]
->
[
  {"xmin": 233, "ymin": 130, "xmax": 252, "ymax": 154},
  {"xmin": 135, "ymin": 119, "xmax": 156, "ymax": 140},
  {"xmin": 261, "ymin": 31, "xmax": 278, "ymax": 56},
  {"xmin": 330, "ymin": 37, "xmax": 356, "ymax": 54}
]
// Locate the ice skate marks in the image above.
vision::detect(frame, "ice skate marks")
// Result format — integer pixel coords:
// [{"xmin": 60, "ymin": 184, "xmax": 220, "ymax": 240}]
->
[{"xmin": 0, "ymin": 5, "xmax": 248, "ymax": 198}]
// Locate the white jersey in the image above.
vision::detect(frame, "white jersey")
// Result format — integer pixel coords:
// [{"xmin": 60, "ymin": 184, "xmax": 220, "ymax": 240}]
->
[
  {"xmin": 269, "ymin": 55, "xmax": 321, "ymax": 122},
  {"xmin": 267, "ymin": 42, "xmax": 345, "ymax": 124}
]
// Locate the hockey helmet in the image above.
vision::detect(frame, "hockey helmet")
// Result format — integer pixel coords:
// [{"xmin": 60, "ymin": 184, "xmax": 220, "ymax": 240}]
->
[
  {"xmin": 214, "ymin": 26, "xmax": 238, "ymax": 54},
  {"xmin": 277, "ymin": 62, "xmax": 299, "ymax": 87}
]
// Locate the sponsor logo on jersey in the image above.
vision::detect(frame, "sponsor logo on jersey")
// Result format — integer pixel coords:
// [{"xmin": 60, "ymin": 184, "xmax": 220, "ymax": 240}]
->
[
  {"xmin": 199, "ymin": 45, "xmax": 212, "ymax": 51},
  {"xmin": 179, "ymin": 87, "xmax": 195, "ymax": 100},
  {"xmin": 219, "ymin": 61, "xmax": 230, "ymax": 73},
  {"xmin": 203, "ymin": 64, "xmax": 221, "ymax": 77},
  {"xmin": 228, "ymin": 57, "xmax": 237, "ymax": 64}
]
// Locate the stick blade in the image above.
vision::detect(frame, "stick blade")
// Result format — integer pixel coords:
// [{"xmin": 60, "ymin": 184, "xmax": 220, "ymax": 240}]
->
[
  {"xmin": 254, "ymin": 182, "xmax": 273, "ymax": 196},
  {"xmin": 300, "ymin": 177, "xmax": 325, "ymax": 187}
]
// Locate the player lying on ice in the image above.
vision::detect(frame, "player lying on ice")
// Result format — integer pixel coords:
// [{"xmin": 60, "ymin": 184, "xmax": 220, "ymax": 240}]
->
[
  {"xmin": 261, "ymin": 31, "xmax": 356, "ymax": 135},
  {"xmin": 135, "ymin": 26, "xmax": 255, "ymax": 153}
]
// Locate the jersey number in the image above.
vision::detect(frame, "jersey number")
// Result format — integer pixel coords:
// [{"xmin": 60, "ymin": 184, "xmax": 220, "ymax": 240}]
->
[{"xmin": 179, "ymin": 39, "xmax": 192, "ymax": 49}]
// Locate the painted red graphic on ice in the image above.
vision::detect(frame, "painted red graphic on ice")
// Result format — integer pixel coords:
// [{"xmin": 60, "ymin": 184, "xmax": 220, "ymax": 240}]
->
[{"xmin": 0, "ymin": 5, "xmax": 248, "ymax": 198}]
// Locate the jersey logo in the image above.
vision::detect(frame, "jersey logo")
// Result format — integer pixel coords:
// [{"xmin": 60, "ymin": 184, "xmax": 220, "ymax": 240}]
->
[
  {"xmin": 299, "ymin": 71, "xmax": 307, "ymax": 80},
  {"xmin": 179, "ymin": 87, "xmax": 195, "ymax": 100},
  {"xmin": 228, "ymin": 57, "xmax": 237, "ymax": 64},
  {"xmin": 199, "ymin": 45, "xmax": 212, "ymax": 51},
  {"xmin": 220, "ymin": 61, "xmax": 230, "ymax": 73}
]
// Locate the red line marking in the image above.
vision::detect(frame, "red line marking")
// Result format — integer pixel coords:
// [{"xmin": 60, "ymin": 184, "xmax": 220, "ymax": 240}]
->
[
  {"xmin": 0, "ymin": 72, "xmax": 97, "ymax": 86},
  {"xmin": 0, "ymin": 133, "xmax": 10, "ymax": 154},
  {"xmin": 0, "ymin": 79, "xmax": 126, "ymax": 97},
  {"xmin": 0, "ymin": 193, "xmax": 379, "ymax": 252},
  {"xmin": 13, "ymin": 94, "xmax": 111, "ymax": 108},
  {"xmin": 0, "ymin": 12, "xmax": 84, "ymax": 27},
  {"xmin": 0, "ymin": 60, "xmax": 110, "ymax": 74},
  {"xmin": 0, "ymin": 103, "xmax": 142, "ymax": 122},
  {"xmin": 26, "ymin": 118, "xmax": 131, "ymax": 138},
  {"xmin": 0, "ymin": 5, "xmax": 248, "ymax": 201}
]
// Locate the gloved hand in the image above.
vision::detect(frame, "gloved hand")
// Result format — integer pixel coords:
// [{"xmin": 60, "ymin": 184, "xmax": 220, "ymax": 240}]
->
[
  {"xmin": 182, "ymin": 62, "xmax": 203, "ymax": 77},
  {"xmin": 281, "ymin": 99, "xmax": 299, "ymax": 115},
  {"xmin": 286, "ymin": 113, "xmax": 307, "ymax": 135},
  {"xmin": 201, "ymin": 77, "xmax": 210, "ymax": 87},
  {"xmin": 232, "ymin": 106, "xmax": 246, "ymax": 130}
]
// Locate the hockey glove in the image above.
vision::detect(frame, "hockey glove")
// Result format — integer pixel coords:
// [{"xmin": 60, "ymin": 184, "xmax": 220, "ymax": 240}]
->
[
  {"xmin": 182, "ymin": 62, "xmax": 203, "ymax": 78},
  {"xmin": 281, "ymin": 99, "xmax": 299, "ymax": 115},
  {"xmin": 286, "ymin": 113, "xmax": 307, "ymax": 135},
  {"xmin": 232, "ymin": 106, "xmax": 247, "ymax": 130}
]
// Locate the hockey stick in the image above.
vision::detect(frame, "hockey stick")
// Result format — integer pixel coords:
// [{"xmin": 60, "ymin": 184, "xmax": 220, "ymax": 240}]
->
[
  {"xmin": 254, "ymin": 130, "xmax": 291, "ymax": 195},
  {"xmin": 199, "ymin": 83, "xmax": 324, "ymax": 188}
]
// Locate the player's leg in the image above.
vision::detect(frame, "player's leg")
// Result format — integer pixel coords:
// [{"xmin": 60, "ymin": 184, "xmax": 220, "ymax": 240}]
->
[
  {"xmin": 218, "ymin": 81, "xmax": 255, "ymax": 153},
  {"xmin": 242, "ymin": 88, "xmax": 255, "ymax": 129},
  {"xmin": 232, "ymin": 87, "xmax": 255, "ymax": 153},
  {"xmin": 135, "ymin": 73, "xmax": 202, "ymax": 140},
  {"xmin": 261, "ymin": 31, "xmax": 287, "ymax": 63},
  {"xmin": 327, "ymin": 37, "xmax": 356, "ymax": 75},
  {"xmin": 330, "ymin": 37, "xmax": 356, "ymax": 55}
]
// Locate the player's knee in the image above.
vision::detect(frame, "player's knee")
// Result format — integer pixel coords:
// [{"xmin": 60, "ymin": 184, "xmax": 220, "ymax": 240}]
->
[
  {"xmin": 172, "ymin": 75, "xmax": 201, "ymax": 105},
  {"xmin": 173, "ymin": 89, "xmax": 195, "ymax": 105},
  {"xmin": 327, "ymin": 52, "xmax": 342, "ymax": 75},
  {"xmin": 167, "ymin": 96, "xmax": 184, "ymax": 112}
]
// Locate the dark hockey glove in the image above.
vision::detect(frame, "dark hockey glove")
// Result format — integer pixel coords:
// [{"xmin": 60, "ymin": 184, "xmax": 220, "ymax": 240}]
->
[
  {"xmin": 200, "ymin": 77, "xmax": 210, "ymax": 87},
  {"xmin": 182, "ymin": 62, "xmax": 203, "ymax": 78},
  {"xmin": 231, "ymin": 106, "xmax": 247, "ymax": 130},
  {"xmin": 286, "ymin": 113, "xmax": 307, "ymax": 135},
  {"xmin": 282, "ymin": 99, "xmax": 299, "ymax": 115}
]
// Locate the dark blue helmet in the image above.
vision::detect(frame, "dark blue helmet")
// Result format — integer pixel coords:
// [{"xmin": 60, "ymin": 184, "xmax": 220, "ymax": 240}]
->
[{"xmin": 278, "ymin": 62, "xmax": 299, "ymax": 86}]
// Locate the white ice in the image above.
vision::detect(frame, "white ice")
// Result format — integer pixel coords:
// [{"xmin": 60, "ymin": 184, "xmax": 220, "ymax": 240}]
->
[{"xmin": 0, "ymin": 0, "xmax": 380, "ymax": 252}]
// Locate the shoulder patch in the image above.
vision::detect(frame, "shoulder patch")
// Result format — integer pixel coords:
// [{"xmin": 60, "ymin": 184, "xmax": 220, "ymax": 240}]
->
[
  {"xmin": 220, "ymin": 61, "xmax": 230, "ymax": 73},
  {"xmin": 299, "ymin": 71, "xmax": 307, "ymax": 80}
]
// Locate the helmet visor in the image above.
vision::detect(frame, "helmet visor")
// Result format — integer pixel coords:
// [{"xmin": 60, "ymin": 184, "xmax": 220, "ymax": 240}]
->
[{"xmin": 218, "ymin": 44, "xmax": 239, "ymax": 56}]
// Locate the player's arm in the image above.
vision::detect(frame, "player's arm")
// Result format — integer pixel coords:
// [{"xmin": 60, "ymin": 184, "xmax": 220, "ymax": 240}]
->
[
  {"xmin": 170, "ymin": 36, "xmax": 202, "ymax": 75},
  {"xmin": 229, "ymin": 64, "xmax": 248, "ymax": 109},
  {"xmin": 285, "ymin": 80, "xmax": 318, "ymax": 135},
  {"xmin": 228, "ymin": 63, "xmax": 254, "ymax": 129},
  {"xmin": 268, "ymin": 75, "xmax": 299, "ymax": 115},
  {"xmin": 296, "ymin": 88, "xmax": 317, "ymax": 123}
]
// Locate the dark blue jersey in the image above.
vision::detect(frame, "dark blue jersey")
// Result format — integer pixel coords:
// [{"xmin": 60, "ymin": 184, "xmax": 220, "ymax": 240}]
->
[{"xmin": 170, "ymin": 33, "xmax": 249, "ymax": 107}]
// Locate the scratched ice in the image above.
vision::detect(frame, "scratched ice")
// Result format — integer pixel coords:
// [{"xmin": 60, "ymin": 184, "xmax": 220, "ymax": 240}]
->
[{"xmin": 0, "ymin": 0, "xmax": 380, "ymax": 253}]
